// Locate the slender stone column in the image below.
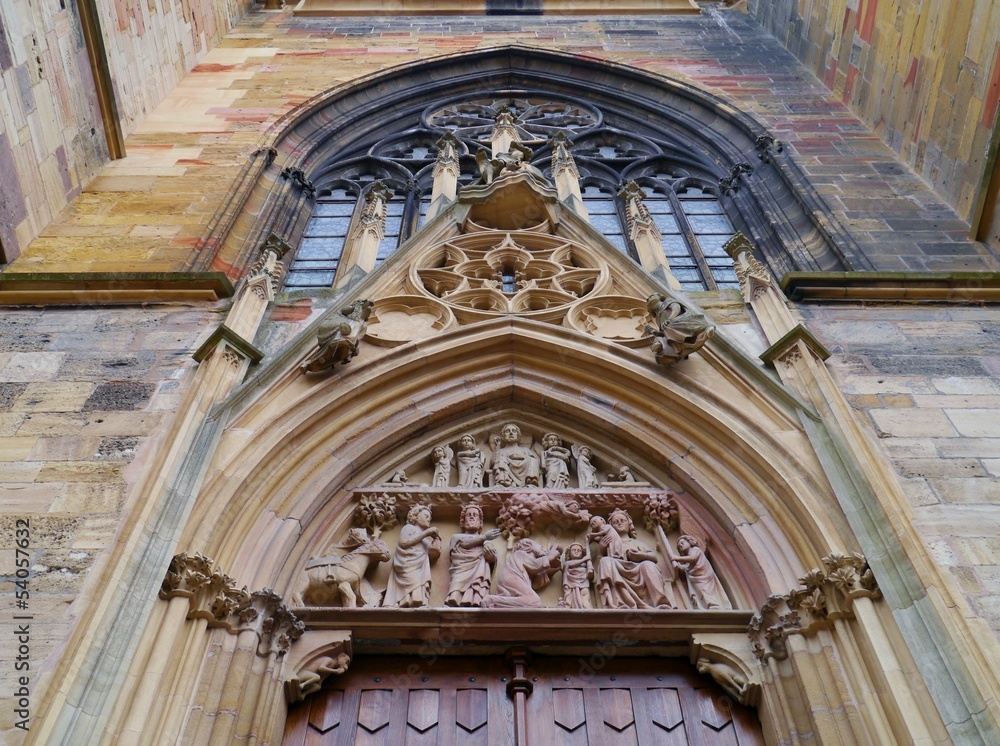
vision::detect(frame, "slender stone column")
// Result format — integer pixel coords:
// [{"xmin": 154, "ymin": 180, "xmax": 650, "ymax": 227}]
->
[{"xmin": 336, "ymin": 180, "xmax": 393, "ymax": 285}]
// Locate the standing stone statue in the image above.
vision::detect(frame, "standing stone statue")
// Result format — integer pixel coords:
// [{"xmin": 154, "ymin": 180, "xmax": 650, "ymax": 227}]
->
[
  {"xmin": 541, "ymin": 433, "xmax": 572, "ymax": 489},
  {"xmin": 667, "ymin": 534, "xmax": 731, "ymax": 609},
  {"xmin": 431, "ymin": 445, "xmax": 453, "ymax": 488},
  {"xmin": 456, "ymin": 434, "xmax": 485, "ymax": 488},
  {"xmin": 572, "ymin": 443, "xmax": 600, "ymax": 488},
  {"xmin": 301, "ymin": 299, "xmax": 374, "ymax": 374},
  {"xmin": 445, "ymin": 504, "xmax": 501, "ymax": 607},
  {"xmin": 382, "ymin": 505, "xmax": 441, "ymax": 608},
  {"xmin": 559, "ymin": 542, "xmax": 594, "ymax": 609}
]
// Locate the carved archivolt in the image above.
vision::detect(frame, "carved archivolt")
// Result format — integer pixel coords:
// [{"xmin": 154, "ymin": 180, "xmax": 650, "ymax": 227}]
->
[
  {"xmin": 748, "ymin": 551, "xmax": 881, "ymax": 661},
  {"xmin": 160, "ymin": 553, "xmax": 305, "ymax": 656}
]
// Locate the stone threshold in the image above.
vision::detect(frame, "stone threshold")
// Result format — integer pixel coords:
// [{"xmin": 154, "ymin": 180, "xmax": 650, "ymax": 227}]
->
[
  {"xmin": 0, "ymin": 271, "xmax": 234, "ymax": 305},
  {"xmin": 782, "ymin": 271, "xmax": 1000, "ymax": 302}
]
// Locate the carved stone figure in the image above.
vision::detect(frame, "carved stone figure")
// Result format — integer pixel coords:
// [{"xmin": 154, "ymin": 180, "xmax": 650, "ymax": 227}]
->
[
  {"xmin": 475, "ymin": 142, "xmax": 546, "ymax": 186},
  {"xmin": 382, "ymin": 505, "xmax": 441, "ymax": 608},
  {"xmin": 291, "ymin": 528, "xmax": 390, "ymax": 608},
  {"xmin": 591, "ymin": 509, "xmax": 673, "ymax": 609},
  {"xmin": 482, "ymin": 538, "xmax": 561, "ymax": 608},
  {"xmin": 431, "ymin": 445, "xmax": 453, "ymax": 488},
  {"xmin": 572, "ymin": 444, "xmax": 599, "ymax": 488},
  {"xmin": 668, "ymin": 534, "xmax": 731, "ymax": 610},
  {"xmin": 445, "ymin": 504, "xmax": 501, "ymax": 607},
  {"xmin": 286, "ymin": 652, "xmax": 351, "ymax": 703},
  {"xmin": 456, "ymin": 434, "xmax": 485, "ymax": 488},
  {"xmin": 490, "ymin": 423, "xmax": 541, "ymax": 487},
  {"xmin": 696, "ymin": 659, "xmax": 748, "ymax": 703},
  {"xmin": 301, "ymin": 299, "xmax": 374, "ymax": 374},
  {"xmin": 382, "ymin": 470, "xmax": 408, "ymax": 486},
  {"xmin": 541, "ymin": 432, "xmax": 572, "ymax": 488},
  {"xmin": 559, "ymin": 542, "xmax": 594, "ymax": 609},
  {"xmin": 644, "ymin": 293, "xmax": 715, "ymax": 365}
]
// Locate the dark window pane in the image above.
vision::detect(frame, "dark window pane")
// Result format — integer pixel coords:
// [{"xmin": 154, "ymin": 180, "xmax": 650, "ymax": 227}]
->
[
  {"xmin": 590, "ymin": 213, "xmax": 624, "ymax": 234},
  {"xmin": 313, "ymin": 201, "xmax": 357, "ymax": 217},
  {"xmin": 297, "ymin": 236, "xmax": 347, "ymax": 260},
  {"xmin": 284, "ymin": 269, "xmax": 337, "ymax": 287},
  {"xmin": 644, "ymin": 197, "xmax": 673, "ymax": 214},
  {"xmin": 680, "ymin": 280, "xmax": 707, "ymax": 290},
  {"xmin": 583, "ymin": 200, "xmax": 618, "ymax": 215},
  {"xmin": 697, "ymin": 233, "xmax": 734, "ymax": 258},
  {"xmin": 304, "ymin": 216, "xmax": 352, "ymax": 236},
  {"xmin": 652, "ymin": 213, "xmax": 680, "ymax": 234},
  {"xmin": 688, "ymin": 214, "xmax": 733, "ymax": 233},
  {"xmin": 680, "ymin": 199, "xmax": 724, "ymax": 214}
]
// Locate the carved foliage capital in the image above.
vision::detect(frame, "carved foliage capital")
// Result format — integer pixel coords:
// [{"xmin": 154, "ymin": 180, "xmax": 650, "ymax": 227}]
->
[
  {"xmin": 160, "ymin": 553, "xmax": 303, "ymax": 657},
  {"xmin": 748, "ymin": 552, "xmax": 880, "ymax": 661}
]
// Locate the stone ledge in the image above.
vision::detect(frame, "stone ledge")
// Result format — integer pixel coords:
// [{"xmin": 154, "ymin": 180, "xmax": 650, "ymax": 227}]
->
[
  {"xmin": 297, "ymin": 607, "xmax": 753, "ymax": 644},
  {"xmin": 781, "ymin": 272, "xmax": 1000, "ymax": 302},
  {"xmin": 0, "ymin": 272, "xmax": 234, "ymax": 305}
]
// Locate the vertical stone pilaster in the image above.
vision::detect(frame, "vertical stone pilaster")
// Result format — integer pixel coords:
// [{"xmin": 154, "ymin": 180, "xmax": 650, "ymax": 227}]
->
[{"xmin": 336, "ymin": 180, "xmax": 393, "ymax": 286}]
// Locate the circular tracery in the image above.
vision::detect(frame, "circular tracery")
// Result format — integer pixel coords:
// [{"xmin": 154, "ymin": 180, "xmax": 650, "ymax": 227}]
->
[{"xmin": 424, "ymin": 94, "xmax": 601, "ymax": 143}]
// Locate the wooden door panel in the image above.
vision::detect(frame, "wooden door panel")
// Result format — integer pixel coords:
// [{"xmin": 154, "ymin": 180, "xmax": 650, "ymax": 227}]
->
[{"xmin": 285, "ymin": 655, "xmax": 762, "ymax": 746}]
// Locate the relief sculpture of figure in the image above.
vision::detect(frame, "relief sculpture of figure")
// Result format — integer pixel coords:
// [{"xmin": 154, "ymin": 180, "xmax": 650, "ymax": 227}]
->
[
  {"xmin": 696, "ymin": 659, "xmax": 749, "ymax": 703},
  {"xmin": 559, "ymin": 542, "xmax": 594, "ymax": 609},
  {"xmin": 456, "ymin": 434, "xmax": 485, "ymax": 488},
  {"xmin": 667, "ymin": 534, "xmax": 731, "ymax": 609},
  {"xmin": 572, "ymin": 444, "xmax": 600, "ymax": 489},
  {"xmin": 382, "ymin": 506, "xmax": 441, "ymax": 608},
  {"xmin": 591, "ymin": 509, "xmax": 673, "ymax": 609},
  {"xmin": 482, "ymin": 538, "xmax": 561, "ymax": 608},
  {"xmin": 644, "ymin": 293, "xmax": 715, "ymax": 366},
  {"xmin": 541, "ymin": 433, "xmax": 572, "ymax": 489},
  {"xmin": 430, "ymin": 445, "xmax": 453, "ymax": 488},
  {"xmin": 445, "ymin": 504, "xmax": 501, "ymax": 607},
  {"xmin": 301, "ymin": 299, "xmax": 374, "ymax": 374},
  {"xmin": 489, "ymin": 423, "xmax": 541, "ymax": 488}
]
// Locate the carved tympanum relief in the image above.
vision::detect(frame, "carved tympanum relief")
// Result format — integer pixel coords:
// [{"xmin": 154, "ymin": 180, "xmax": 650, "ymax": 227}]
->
[{"xmin": 291, "ymin": 427, "xmax": 738, "ymax": 612}]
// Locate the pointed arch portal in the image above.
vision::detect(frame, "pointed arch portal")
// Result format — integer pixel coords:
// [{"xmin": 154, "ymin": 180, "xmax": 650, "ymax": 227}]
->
[{"xmin": 30, "ymin": 44, "xmax": 1000, "ymax": 746}]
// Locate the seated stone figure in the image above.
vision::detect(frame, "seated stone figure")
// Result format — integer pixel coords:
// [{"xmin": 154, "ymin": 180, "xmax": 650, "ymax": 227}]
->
[{"xmin": 591, "ymin": 509, "xmax": 673, "ymax": 609}]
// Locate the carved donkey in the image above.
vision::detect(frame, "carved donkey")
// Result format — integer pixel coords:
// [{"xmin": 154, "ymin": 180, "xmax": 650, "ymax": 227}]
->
[{"xmin": 291, "ymin": 528, "xmax": 390, "ymax": 607}]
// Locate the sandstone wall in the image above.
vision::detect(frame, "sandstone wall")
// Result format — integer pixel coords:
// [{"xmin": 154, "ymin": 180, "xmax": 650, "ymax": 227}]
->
[
  {"xmin": 749, "ymin": 0, "xmax": 1000, "ymax": 232},
  {"xmin": 0, "ymin": 0, "xmax": 252, "ymax": 263}
]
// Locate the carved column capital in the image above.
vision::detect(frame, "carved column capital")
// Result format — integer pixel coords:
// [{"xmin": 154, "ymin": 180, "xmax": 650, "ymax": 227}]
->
[
  {"xmin": 160, "ymin": 553, "xmax": 304, "ymax": 656},
  {"xmin": 748, "ymin": 552, "xmax": 880, "ymax": 661}
]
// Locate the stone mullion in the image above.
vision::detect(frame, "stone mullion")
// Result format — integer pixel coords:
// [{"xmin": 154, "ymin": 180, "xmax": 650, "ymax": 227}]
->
[
  {"xmin": 399, "ymin": 179, "xmax": 422, "ymax": 243},
  {"xmin": 667, "ymin": 189, "xmax": 718, "ymax": 291}
]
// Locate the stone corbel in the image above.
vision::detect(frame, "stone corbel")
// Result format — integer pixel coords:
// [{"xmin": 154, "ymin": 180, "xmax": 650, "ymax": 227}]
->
[
  {"xmin": 283, "ymin": 630, "xmax": 353, "ymax": 703},
  {"xmin": 690, "ymin": 633, "xmax": 761, "ymax": 706},
  {"xmin": 160, "ymin": 553, "xmax": 304, "ymax": 656},
  {"xmin": 748, "ymin": 552, "xmax": 881, "ymax": 662}
]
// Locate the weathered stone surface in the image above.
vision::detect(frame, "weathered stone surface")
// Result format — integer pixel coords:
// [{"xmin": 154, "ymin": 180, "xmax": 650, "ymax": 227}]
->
[{"xmin": 82, "ymin": 382, "xmax": 156, "ymax": 411}]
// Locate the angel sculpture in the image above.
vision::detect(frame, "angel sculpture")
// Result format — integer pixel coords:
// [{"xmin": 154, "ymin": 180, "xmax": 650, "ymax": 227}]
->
[
  {"xmin": 456, "ymin": 433, "xmax": 485, "ymax": 488},
  {"xmin": 489, "ymin": 423, "xmax": 541, "ymax": 488},
  {"xmin": 300, "ymin": 299, "xmax": 373, "ymax": 374},
  {"xmin": 665, "ymin": 534, "xmax": 731, "ymax": 609},
  {"xmin": 475, "ymin": 148, "xmax": 498, "ymax": 186},
  {"xmin": 430, "ymin": 444, "xmax": 453, "ymax": 488},
  {"xmin": 644, "ymin": 293, "xmax": 715, "ymax": 366},
  {"xmin": 475, "ymin": 143, "xmax": 546, "ymax": 186},
  {"xmin": 571, "ymin": 443, "xmax": 600, "ymax": 488}
]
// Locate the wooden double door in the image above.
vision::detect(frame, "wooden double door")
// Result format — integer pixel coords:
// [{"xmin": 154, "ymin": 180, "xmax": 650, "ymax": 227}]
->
[{"xmin": 284, "ymin": 653, "xmax": 762, "ymax": 745}]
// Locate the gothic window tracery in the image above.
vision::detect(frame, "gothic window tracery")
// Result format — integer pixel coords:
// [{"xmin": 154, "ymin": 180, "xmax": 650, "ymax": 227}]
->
[{"xmin": 284, "ymin": 92, "xmax": 757, "ymax": 291}]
